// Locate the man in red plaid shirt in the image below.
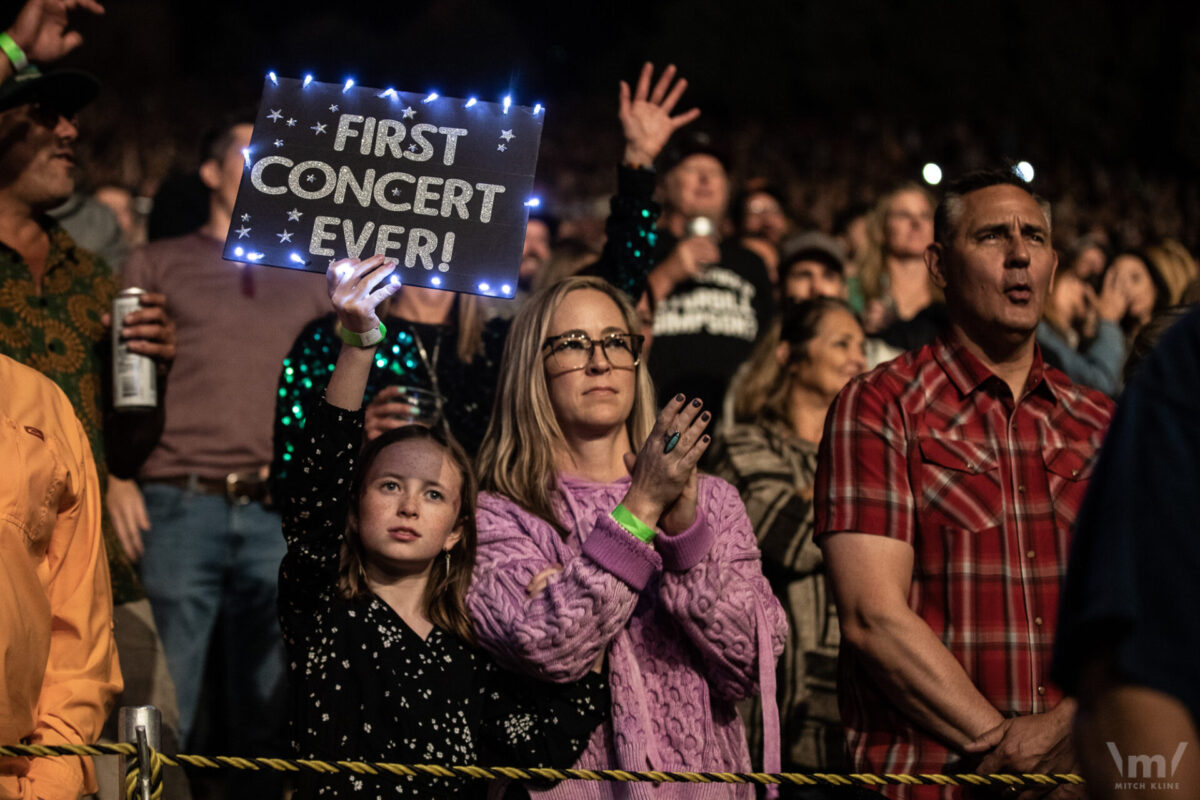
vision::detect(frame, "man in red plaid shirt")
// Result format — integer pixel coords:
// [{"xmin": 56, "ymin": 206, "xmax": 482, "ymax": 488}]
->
[{"xmin": 814, "ymin": 169, "xmax": 1114, "ymax": 799}]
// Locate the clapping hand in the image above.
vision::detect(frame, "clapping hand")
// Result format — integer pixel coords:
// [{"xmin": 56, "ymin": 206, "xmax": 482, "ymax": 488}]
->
[{"xmin": 621, "ymin": 394, "xmax": 712, "ymax": 535}]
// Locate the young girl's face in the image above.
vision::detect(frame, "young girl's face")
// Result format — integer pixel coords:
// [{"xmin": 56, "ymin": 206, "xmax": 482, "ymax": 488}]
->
[{"xmin": 358, "ymin": 438, "xmax": 463, "ymax": 576}]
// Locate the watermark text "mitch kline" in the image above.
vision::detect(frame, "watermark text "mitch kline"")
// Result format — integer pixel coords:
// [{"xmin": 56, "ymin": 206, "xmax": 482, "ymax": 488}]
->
[{"xmin": 1107, "ymin": 741, "xmax": 1189, "ymax": 790}]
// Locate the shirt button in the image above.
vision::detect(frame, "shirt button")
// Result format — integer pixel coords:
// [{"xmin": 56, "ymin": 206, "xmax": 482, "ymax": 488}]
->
[
  {"xmin": 1017, "ymin": 484, "xmax": 1026, "ymax": 493},
  {"xmin": 1026, "ymin": 550, "xmax": 1036, "ymax": 559},
  {"xmin": 1035, "ymin": 616, "xmax": 1043, "ymax": 626},
  {"xmin": 1037, "ymin": 685, "xmax": 1046, "ymax": 696},
  {"xmin": 1071, "ymin": 469, "xmax": 1079, "ymax": 477}
]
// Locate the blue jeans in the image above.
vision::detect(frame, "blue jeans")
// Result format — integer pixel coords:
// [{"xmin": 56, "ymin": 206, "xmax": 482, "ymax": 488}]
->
[{"xmin": 139, "ymin": 482, "xmax": 286, "ymax": 756}]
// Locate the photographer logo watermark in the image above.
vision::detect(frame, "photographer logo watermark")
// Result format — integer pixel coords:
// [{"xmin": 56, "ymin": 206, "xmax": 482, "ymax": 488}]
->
[{"xmin": 1106, "ymin": 741, "xmax": 1188, "ymax": 791}]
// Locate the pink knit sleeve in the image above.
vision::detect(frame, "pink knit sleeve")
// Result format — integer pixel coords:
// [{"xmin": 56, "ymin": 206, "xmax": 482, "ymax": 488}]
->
[
  {"xmin": 468, "ymin": 493, "xmax": 660, "ymax": 683},
  {"xmin": 656, "ymin": 476, "xmax": 788, "ymax": 701}
]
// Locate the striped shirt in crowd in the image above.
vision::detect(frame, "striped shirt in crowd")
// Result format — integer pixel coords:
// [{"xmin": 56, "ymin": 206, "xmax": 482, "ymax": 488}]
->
[{"xmin": 710, "ymin": 411, "xmax": 847, "ymax": 773}]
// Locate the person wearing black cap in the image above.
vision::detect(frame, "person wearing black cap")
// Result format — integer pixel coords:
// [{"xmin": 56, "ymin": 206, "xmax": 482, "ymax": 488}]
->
[
  {"xmin": 779, "ymin": 238, "xmax": 849, "ymax": 305},
  {"xmin": 644, "ymin": 126, "xmax": 774, "ymax": 429},
  {"xmin": 0, "ymin": 2, "xmax": 189, "ymax": 799}
]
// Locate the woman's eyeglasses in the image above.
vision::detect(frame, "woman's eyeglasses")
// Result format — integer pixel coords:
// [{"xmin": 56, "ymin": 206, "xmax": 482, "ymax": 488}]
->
[{"xmin": 542, "ymin": 332, "xmax": 644, "ymax": 371}]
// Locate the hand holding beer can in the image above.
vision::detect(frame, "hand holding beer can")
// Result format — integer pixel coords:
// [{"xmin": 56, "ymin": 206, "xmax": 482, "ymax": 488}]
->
[{"xmin": 112, "ymin": 288, "xmax": 157, "ymax": 411}]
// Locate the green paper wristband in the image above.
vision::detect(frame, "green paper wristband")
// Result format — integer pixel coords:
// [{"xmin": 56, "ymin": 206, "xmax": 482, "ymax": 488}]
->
[
  {"xmin": 611, "ymin": 503, "xmax": 657, "ymax": 544},
  {"xmin": 336, "ymin": 321, "xmax": 386, "ymax": 348},
  {"xmin": 0, "ymin": 33, "xmax": 28, "ymax": 72}
]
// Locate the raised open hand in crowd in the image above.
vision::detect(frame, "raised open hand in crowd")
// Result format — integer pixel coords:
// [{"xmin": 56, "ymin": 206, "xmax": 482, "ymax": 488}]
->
[
  {"xmin": 620, "ymin": 392, "xmax": 711, "ymax": 534},
  {"xmin": 4, "ymin": 0, "xmax": 104, "ymax": 67},
  {"xmin": 619, "ymin": 62, "xmax": 701, "ymax": 167}
]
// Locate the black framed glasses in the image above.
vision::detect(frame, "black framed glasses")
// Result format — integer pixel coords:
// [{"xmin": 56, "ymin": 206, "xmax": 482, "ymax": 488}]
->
[{"xmin": 542, "ymin": 332, "xmax": 644, "ymax": 371}]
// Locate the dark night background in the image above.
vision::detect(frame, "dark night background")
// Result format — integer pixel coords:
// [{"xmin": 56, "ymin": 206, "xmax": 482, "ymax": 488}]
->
[{"xmin": 54, "ymin": 0, "xmax": 1200, "ymax": 248}]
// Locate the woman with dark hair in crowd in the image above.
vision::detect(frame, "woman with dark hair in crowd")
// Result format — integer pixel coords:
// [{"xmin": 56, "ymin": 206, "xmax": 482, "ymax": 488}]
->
[
  {"xmin": 856, "ymin": 183, "xmax": 947, "ymax": 351},
  {"xmin": 278, "ymin": 256, "xmax": 608, "ymax": 800},
  {"xmin": 709, "ymin": 298, "xmax": 867, "ymax": 784},
  {"xmin": 467, "ymin": 274, "xmax": 787, "ymax": 799},
  {"xmin": 1105, "ymin": 250, "xmax": 1171, "ymax": 343},
  {"xmin": 1036, "ymin": 259, "xmax": 1131, "ymax": 396}
]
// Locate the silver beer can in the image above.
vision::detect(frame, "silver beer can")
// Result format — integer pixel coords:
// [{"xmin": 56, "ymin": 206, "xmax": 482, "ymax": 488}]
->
[{"xmin": 113, "ymin": 287, "xmax": 157, "ymax": 410}]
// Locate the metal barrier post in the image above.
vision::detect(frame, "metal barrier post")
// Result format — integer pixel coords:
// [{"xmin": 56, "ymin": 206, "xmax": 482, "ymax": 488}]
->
[{"xmin": 118, "ymin": 705, "xmax": 161, "ymax": 800}]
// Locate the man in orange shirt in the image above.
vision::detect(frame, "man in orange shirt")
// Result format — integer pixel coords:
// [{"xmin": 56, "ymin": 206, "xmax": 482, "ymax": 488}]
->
[{"xmin": 1, "ymin": 352, "xmax": 122, "ymax": 800}]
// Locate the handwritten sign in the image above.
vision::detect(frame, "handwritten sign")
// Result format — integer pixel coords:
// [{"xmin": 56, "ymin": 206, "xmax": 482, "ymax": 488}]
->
[{"xmin": 223, "ymin": 76, "xmax": 545, "ymax": 297}]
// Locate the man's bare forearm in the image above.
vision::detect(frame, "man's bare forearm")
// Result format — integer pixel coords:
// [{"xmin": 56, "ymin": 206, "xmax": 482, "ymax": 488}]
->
[{"xmin": 846, "ymin": 605, "xmax": 1006, "ymax": 749}]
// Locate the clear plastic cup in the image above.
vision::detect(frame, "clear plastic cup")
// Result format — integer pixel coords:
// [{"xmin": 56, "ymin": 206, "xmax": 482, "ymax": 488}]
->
[{"xmin": 390, "ymin": 385, "xmax": 444, "ymax": 427}]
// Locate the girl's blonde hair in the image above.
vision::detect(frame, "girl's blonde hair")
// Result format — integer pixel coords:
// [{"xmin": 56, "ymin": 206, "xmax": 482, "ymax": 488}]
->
[
  {"xmin": 477, "ymin": 276, "xmax": 656, "ymax": 537},
  {"xmin": 338, "ymin": 424, "xmax": 479, "ymax": 644}
]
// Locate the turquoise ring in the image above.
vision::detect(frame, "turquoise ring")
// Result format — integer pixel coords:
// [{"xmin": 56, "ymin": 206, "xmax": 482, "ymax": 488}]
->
[{"xmin": 664, "ymin": 431, "xmax": 682, "ymax": 454}]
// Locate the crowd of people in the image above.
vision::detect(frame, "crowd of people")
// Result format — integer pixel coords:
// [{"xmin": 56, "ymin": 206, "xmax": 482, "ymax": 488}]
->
[{"xmin": 3, "ymin": 2, "xmax": 1199, "ymax": 800}]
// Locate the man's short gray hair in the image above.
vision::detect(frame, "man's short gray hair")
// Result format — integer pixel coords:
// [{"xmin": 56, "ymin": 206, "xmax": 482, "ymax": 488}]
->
[{"xmin": 934, "ymin": 168, "xmax": 1052, "ymax": 249}]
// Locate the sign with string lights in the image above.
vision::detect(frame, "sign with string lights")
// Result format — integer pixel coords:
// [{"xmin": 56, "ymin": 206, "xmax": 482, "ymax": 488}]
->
[{"xmin": 222, "ymin": 73, "xmax": 545, "ymax": 298}]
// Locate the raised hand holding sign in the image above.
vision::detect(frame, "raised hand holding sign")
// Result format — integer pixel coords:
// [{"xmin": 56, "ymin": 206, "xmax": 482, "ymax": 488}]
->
[{"xmin": 223, "ymin": 75, "xmax": 544, "ymax": 298}]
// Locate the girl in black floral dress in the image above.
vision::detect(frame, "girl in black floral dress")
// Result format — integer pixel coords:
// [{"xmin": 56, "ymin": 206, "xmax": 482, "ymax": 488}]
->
[{"xmin": 279, "ymin": 255, "xmax": 607, "ymax": 799}]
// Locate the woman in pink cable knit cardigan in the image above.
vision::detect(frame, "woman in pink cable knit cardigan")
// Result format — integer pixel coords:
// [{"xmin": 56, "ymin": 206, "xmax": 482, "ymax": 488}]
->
[{"xmin": 469, "ymin": 275, "xmax": 788, "ymax": 799}]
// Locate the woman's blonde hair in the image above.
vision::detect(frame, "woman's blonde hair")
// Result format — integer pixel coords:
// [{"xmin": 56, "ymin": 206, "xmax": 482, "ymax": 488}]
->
[
  {"xmin": 731, "ymin": 297, "xmax": 858, "ymax": 423},
  {"xmin": 1143, "ymin": 240, "xmax": 1199, "ymax": 307},
  {"xmin": 855, "ymin": 182, "xmax": 936, "ymax": 304},
  {"xmin": 338, "ymin": 424, "xmax": 479, "ymax": 644},
  {"xmin": 477, "ymin": 276, "xmax": 656, "ymax": 537}
]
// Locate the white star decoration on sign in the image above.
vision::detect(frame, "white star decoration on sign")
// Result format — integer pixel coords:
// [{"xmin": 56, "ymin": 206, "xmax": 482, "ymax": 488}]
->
[
  {"xmin": 287, "ymin": 208, "xmax": 303, "ymax": 222},
  {"xmin": 286, "ymin": 118, "xmax": 297, "ymax": 127},
  {"xmin": 267, "ymin": 109, "xmax": 283, "ymax": 122},
  {"xmin": 277, "ymin": 230, "xmax": 294, "ymax": 243},
  {"xmin": 274, "ymin": 139, "xmax": 284, "ymax": 147},
  {"xmin": 306, "ymin": 174, "xmax": 316, "ymax": 183},
  {"xmin": 499, "ymin": 129, "xmax": 514, "ymax": 142},
  {"xmin": 408, "ymin": 144, "xmax": 417, "ymax": 152},
  {"xmin": 497, "ymin": 144, "xmax": 507, "ymax": 152},
  {"xmin": 241, "ymin": 213, "xmax": 251, "ymax": 222},
  {"xmin": 391, "ymin": 187, "xmax": 401, "ymax": 197},
  {"xmin": 402, "ymin": 106, "xmax": 416, "ymax": 119},
  {"xmin": 311, "ymin": 122, "xmax": 327, "ymax": 135},
  {"xmin": 329, "ymin": 104, "xmax": 339, "ymax": 112},
  {"xmin": 235, "ymin": 225, "xmax": 251, "ymax": 239}
]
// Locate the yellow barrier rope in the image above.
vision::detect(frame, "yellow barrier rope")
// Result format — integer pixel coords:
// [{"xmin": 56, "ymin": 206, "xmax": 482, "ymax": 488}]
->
[{"xmin": 0, "ymin": 743, "xmax": 1086, "ymax": 790}]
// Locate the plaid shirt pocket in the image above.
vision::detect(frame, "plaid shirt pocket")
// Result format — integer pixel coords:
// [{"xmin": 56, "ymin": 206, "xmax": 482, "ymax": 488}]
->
[
  {"xmin": 1042, "ymin": 444, "xmax": 1097, "ymax": 531},
  {"xmin": 915, "ymin": 436, "xmax": 1002, "ymax": 534}
]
